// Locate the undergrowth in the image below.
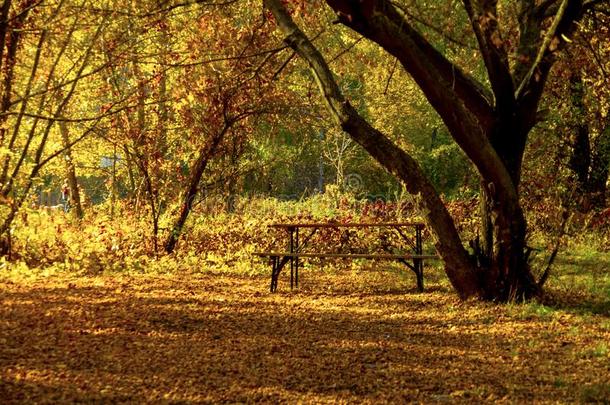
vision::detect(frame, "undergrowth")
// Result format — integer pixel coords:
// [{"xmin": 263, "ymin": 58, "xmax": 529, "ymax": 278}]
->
[{"xmin": 2, "ymin": 191, "xmax": 609, "ymax": 314}]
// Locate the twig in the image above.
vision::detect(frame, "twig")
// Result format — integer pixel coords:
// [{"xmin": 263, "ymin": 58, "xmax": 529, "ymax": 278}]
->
[
  {"xmin": 537, "ymin": 209, "xmax": 571, "ymax": 288},
  {"xmin": 515, "ymin": 0, "xmax": 569, "ymax": 98}
]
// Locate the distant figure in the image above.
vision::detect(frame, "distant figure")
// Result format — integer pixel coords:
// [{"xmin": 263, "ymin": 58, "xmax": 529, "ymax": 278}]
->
[{"xmin": 61, "ymin": 181, "xmax": 70, "ymax": 213}]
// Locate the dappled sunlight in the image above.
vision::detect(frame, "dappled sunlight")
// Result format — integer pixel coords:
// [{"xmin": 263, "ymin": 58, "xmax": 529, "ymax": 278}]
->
[{"xmin": 1, "ymin": 271, "xmax": 608, "ymax": 403}]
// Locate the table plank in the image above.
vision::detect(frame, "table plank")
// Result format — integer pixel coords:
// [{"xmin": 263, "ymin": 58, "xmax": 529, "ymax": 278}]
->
[
  {"xmin": 268, "ymin": 222, "xmax": 425, "ymax": 228},
  {"xmin": 253, "ymin": 252, "xmax": 439, "ymax": 260}
]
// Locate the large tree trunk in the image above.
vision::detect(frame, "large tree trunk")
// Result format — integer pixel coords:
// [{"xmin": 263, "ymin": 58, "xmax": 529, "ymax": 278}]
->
[
  {"xmin": 478, "ymin": 177, "xmax": 535, "ymax": 301},
  {"xmin": 264, "ymin": 0, "xmax": 587, "ymax": 300},
  {"xmin": 477, "ymin": 114, "xmax": 539, "ymax": 300},
  {"xmin": 567, "ymin": 72, "xmax": 610, "ymax": 210}
]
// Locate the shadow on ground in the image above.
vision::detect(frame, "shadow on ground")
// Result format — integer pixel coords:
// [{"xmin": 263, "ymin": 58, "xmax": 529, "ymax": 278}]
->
[{"xmin": 1, "ymin": 271, "xmax": 609, "ymax": 403}]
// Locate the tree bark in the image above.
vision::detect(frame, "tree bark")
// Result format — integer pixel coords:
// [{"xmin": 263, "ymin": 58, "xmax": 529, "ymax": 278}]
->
[
  {"xmin": 567, "ymin": 72, "xmax": 610, "ymax": 210},
  {"xmin": 0, "ymin": 0, "xmax": 22, "ymax": 148},
  {"xmin": 0, "ymin": 0, "xmax": 12, "ymax": 74},
  {"xmin": 588, "ymin": 119, "xmax": 610, "ymax": 207},
  {"xmin": 164, "ymin": 125, "xmax": 230, "ymax": 254}
]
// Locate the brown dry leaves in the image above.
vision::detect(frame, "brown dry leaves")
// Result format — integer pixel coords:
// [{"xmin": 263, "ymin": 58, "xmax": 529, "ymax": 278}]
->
[{"xmin": 1, "ymin": 269, "xmax": 609, "ymax": 403}]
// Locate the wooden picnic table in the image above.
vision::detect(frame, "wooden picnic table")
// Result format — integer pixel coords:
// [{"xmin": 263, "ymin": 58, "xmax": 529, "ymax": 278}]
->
[{"xmin": 253, "ymin": 222, "xmax": 439, "ymax": 293}]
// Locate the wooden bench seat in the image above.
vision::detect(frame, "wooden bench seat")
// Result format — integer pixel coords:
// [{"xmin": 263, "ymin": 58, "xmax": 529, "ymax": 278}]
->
[
  {"xmin": 253, "ymin": 251, "xmax": 439, "ymax": 292},
  {"xmin": 253, "ymin": 252, "xmax": 438, "ymax": 260}
]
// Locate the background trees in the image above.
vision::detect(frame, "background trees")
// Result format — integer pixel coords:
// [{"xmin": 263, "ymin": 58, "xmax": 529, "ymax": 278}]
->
[
  {"xmin": 0, "ymin": 0, "xmax": 110, "ymax": 240},
  {"xmin": 0, "ymin": 0, "xmax": 607, "ymax": 302}
]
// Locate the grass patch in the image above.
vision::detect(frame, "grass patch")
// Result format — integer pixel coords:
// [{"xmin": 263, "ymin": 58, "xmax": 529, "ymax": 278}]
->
[
  {"xmin": 537, "ymin": 244, "xmax": 610, "ymax": 316},
  {"xmin": 580, "ymin": 383, "xmax": 610, "ymax": 404},
  {"xmin": 507, "ymin": 301, "xmax": 558, "ymax": 320},
  {"xmin": 579, "ymin": 343, "xmax": 610, "ymax": 359}
]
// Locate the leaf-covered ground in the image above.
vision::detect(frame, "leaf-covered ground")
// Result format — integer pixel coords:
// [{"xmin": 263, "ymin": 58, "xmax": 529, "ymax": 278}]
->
[{"xmin": 1, "ymin": 268, "xmax": 609, "ymax": 403}]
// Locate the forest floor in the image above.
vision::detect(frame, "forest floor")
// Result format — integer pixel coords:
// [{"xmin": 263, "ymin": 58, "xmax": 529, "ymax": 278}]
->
[{"xmin": 1, "ymin": 261, "xmax": 609, "ymax": 404}]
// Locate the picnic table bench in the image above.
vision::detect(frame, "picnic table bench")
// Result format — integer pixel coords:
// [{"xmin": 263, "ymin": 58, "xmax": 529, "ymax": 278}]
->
[{"xmin": 253, "ymin": 222, "xmax": 439, "ymax": 293}]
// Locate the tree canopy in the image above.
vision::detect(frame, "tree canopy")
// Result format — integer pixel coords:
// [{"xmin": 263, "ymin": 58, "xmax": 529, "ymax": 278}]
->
[{"xmin": 0, "ymin": 0, "xmax": 608, "ymax": 301}]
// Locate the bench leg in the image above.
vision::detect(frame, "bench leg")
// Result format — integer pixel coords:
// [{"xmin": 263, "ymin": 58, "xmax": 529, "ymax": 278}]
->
[
  {"xmin": 290, "ymin": 257, "xmax": 294, "ymax": 290},
  {"xmin": 270, "ymin": 256, "xmax": 291, "ymax": 293},
  {"xmin": 289, "ymin": 228, "xmax": 295, "ymax": 290},
  {"xmin": 399, "ymin": 258, "xmax": 424, "ymax": 292},
  {"xmin": 270, "ymin": 256, "xmax": 278, "ymax": 292},
  {"xmin": 414, "ymin": 258, "xmax": 424, "ymax": 293},
  {"xmin": 414, "ymin": 226, "xmax": 424, "ymax": 292}
]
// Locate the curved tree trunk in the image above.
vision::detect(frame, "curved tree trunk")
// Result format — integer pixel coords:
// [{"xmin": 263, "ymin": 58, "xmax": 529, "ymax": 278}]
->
[
  {"xmin": 164, "ymin": 124, "xmax": 230, "ymax": 254},
  {"xmin": 264, "ymin": 0, "xmax": 587, "ymax": 301},
  {"xmin": 264, "ymin": 0, "xmax": 482, "ymax": 298}
]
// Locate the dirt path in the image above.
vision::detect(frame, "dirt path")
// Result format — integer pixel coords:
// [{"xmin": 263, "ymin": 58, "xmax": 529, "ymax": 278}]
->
[{"xmin": 1, "ymin": 270, "xmax": 609, "ymax": 403}]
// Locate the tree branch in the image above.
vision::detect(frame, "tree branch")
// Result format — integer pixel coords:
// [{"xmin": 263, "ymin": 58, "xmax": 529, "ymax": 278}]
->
[
  {"xmin": 462, "ymin": 0, "xmax": 515, "ymax": 110},
  {"xmin": 323, "ymin": 0, "xmax": 520, "ymax": 205},
  {"xmin": 516, "ymin": 0, "xmax": 586, "ymax": 126},
  {"xmin": 326, "ymin": 0, "xmax": 494, "ymax": 128},
  {"xmin": 264, "ymin": 0, "xmax": 482, "ymax": 298},
  {"xmin": 515, "ymin": 0, "xmax": 569, "ymax": 98}
]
